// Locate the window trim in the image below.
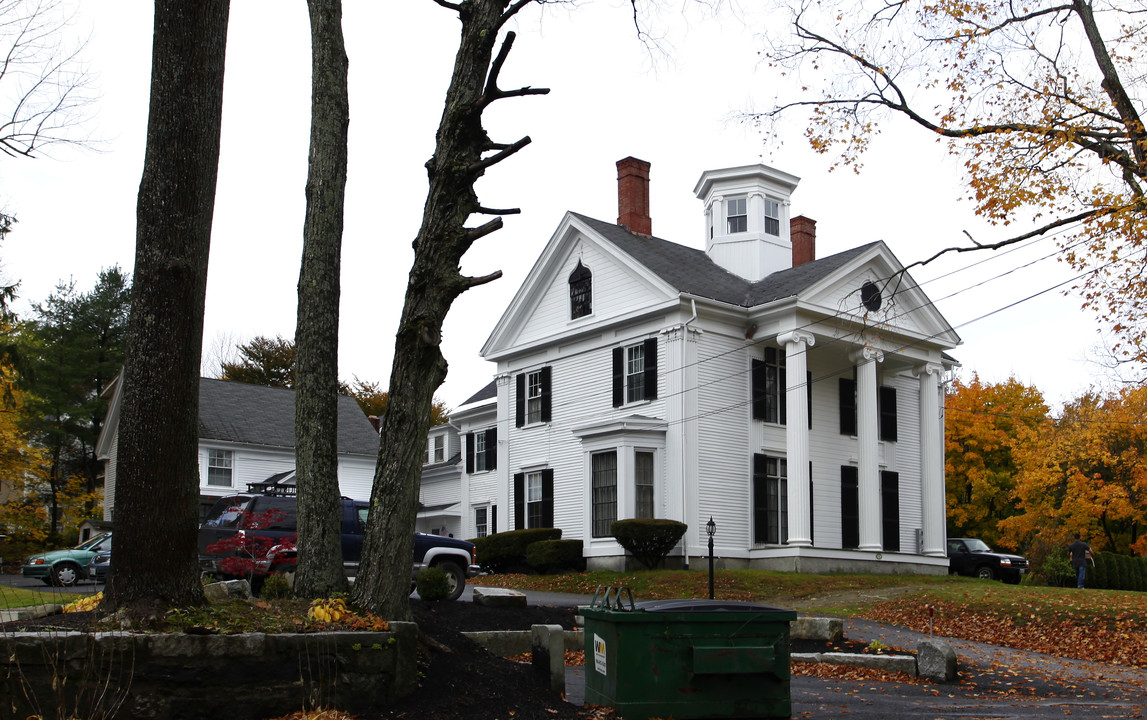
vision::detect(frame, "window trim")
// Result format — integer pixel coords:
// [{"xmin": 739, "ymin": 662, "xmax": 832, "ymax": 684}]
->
[
  {"xmin": 207, "ymin": 449, "xmax": 233, "ymax": 488},
  {"xmin": 727, "ymin": 196, "xmax": 748, "ymax": 234},
  {"xmin": 591, "ymin": 450, "xmax": 618, "ymax": 538},
  {"xmin": 764, "ymin": 197, "xmax": 780, "ymax": 236},
  {"xmin": 752, "ymin": 453, "xmax": 788, "ymax": 546},
  {"xmin": 474, "ymin": 506, "xmax": 489, "ymax": 538},
  {"xmin": 569, "ymin": 261, "xmax": 593, "ymax": 320},
  {"xmin": 515, "ymin": 367, "xmax": 552, "ymax": 427},
  {"xmin": 612, "ymin": 338, "xmax": 658, "ymax": 407},
  {"xmin": 635, "ymin": 450, "xmax": 655, "ymax": 519}
]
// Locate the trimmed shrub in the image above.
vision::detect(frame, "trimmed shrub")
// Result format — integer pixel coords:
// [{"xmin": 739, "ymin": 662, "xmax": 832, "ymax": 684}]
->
[
  {"xmin": 1028, "ymin": 552, "xmax": 1073, "ymax": 588},
  {"xmin": 526, "ymin": 539, "xmax": 585, "ymax": 574},
  {"xmin": 260, "ymin": 572, "xmax": 293, "ymax": 600},
  {"xmin": 469, "ymin": 528, "xmax": 562, "ymax": 573},
  {"xmin": 416, "ymin": 565, "xmax": 451, "ymax": 601},
  {"xmin": 611, "ymin": 518, "xmax": 688, "ymax": 570}
]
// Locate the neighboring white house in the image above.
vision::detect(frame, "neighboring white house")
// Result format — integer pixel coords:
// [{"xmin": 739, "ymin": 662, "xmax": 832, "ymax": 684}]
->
[
  {"xmin": 433, "ymin": 157, "xmax": 960, "ymax": 575},
  {"xmin": 97, "ymin": 375, "xmax": 381, "ymax": 522}
]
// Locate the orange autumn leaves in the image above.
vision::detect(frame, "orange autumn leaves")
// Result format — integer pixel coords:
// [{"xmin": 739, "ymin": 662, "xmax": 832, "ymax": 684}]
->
[{"xmin": 947, "ymin": 374, "xmax": 1147, "ymax": 556}]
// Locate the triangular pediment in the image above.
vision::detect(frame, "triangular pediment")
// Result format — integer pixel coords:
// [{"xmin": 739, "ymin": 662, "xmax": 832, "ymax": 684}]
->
[
  {"xmin": 482, "ymin": 213, "xmax": 681, "ymax": 360},
  {"xmin": 795, "ymin": 242, "xmax": 960, "ymax": 350}
]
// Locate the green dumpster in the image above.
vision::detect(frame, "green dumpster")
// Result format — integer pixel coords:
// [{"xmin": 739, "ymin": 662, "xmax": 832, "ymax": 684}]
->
[{"xmin": 582, "ymin": 587, "xmax": 797, "ymax": 719}]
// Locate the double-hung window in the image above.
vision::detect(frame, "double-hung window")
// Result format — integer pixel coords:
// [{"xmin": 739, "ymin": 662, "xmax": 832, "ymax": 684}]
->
[
  {"xmin": 514, "ymin": 469, "xmax": 554, "ymax": 529},
  {"xmin": 431, "ymin": 435, "xmax": 445, "ymax": 463},
  {"xmin": 591, "ymin": 451, "xmax": 618, "ymax": 537},
  {"xmin": 752, "ymin": 347, "xmax": 785, "ymax": 424},
  {"xmin": 474, "ymin": 507, "xmax": 489, "ymax": 538},
  {"xmin": 752, "ymin": 454, "xmax": 788, "ymax": 545},
  {"xmin": 764, "ymin": 198, "xmax": 780, "ymax": 236},
  {"xmin": 612, "ymin": 338, "xmax": 658, "ymax": 406},
  {"xmin": 635, "ymin": 451, "xmax": 654, "ymax": 519},
  {"xmin": 727, "ymin": 197, "xmax": 748, "ymax": 233},
  {"xmin": 474, "ymin": 432, "xmax": 487, "ymax": 471},
  {"xmin": 515, "ymin": 367, "xmax": 552, "ymax": 426},
  {"xmin": 467, "ymin": 428, "xmax": 497, "ymax": 473},
  {"xmin": 207, "ymin": 449, "xmax": 233, "ymax": 487}
]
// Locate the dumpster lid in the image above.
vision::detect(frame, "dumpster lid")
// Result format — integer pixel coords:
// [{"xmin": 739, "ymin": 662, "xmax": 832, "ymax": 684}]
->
[{"xmin": 634, "ymin": 599, "xmax": 787, "ymax": 613}]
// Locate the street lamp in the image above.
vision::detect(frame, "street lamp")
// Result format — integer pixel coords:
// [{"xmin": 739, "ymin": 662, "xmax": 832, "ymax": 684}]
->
[{"xmin": 706, "ymin": 516, "xmax": 716, "ymax": 600}]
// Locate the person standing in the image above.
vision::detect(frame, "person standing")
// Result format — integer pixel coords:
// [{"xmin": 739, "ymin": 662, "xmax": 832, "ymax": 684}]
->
[{"xmin": 1068, "ymin": 534, "xmax": 1093, "ymax": 589}]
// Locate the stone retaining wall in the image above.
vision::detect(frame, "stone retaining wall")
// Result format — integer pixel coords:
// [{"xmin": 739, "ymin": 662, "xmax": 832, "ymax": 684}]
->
[{"xmin": 2, "ymin": 623, "xmax": 418, "ymax": 720}]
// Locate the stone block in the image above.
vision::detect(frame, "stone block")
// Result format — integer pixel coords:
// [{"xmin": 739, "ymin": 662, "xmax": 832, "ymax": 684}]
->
[
  {"xmin": 917, "ymin": 638, "xmax": 958, "ymax": 682},
  {"xmin": 531, "ymin": 624, "xmax": 566, "ymax": 694},
  {"xmin": 791, "ymin": 617, "xmax": 844, "ymax": 641},
  {"xmin": 202, "ymin": 579, "xmax": 251, "ymax": 603},
  {"xmin": 471, "ymin": 586, "xmax": 527, "ymax": 608}
]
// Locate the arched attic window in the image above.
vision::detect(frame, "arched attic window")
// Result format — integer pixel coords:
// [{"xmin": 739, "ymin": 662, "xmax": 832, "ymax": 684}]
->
[{"xmin": 569, "ymin": 261, "xmax": 592, "ymax": 319}]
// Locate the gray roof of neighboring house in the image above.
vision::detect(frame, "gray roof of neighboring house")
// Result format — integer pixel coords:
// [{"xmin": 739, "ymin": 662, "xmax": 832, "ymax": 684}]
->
[
  {"xmin": 198, "ymin": 378, "xmax": 380, "ymax": 456},
  {"xmin": 460, "ymin": 380, "xmax": 497, "ymax": 407},
  {"xmin": 572, "ymin": 213, "xmax": 880, "ymax": 307}
]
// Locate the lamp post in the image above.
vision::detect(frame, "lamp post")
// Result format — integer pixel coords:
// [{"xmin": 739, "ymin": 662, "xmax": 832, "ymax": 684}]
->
[{"xmin": 706, "ymin": 516, "xmax": 716, "ymax": 600}]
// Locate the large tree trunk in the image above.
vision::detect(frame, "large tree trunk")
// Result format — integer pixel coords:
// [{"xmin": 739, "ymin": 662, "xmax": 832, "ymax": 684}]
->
[
  {"xmin": 352, "ymin": 0, "xmax": 544, "ymax": 620},
  {"xmin": 293, "ymin": 0, "xmax": 351, "ymax": 599},
  {"xmin": 102, "ymin": 0, "xmax": 229, "ymax": 610}
]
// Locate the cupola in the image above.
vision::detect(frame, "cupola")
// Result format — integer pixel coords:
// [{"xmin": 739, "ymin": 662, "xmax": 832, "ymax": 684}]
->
[{"xmin": 693, "ymin": 164, "xmax": 801, "ymax": 281}]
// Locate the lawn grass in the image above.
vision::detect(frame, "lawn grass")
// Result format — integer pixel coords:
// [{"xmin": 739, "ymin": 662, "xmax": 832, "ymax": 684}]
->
[{"xmin": 0, "ymin": 583, "xmax": 100, "ymax": 610}]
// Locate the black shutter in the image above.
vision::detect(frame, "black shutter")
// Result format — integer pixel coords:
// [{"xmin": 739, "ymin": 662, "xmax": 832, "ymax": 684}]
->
[
  {"xmin": 809, "ymin": 462, "xmax": 814, "ymax": 546},
  {"xmin": 752, "ymin": 454, "xmax": 768, "ymax": 545},
  {"xmin": 807, "ymin": 371, "xmax": 813, "ymax": 430},
  {"xmin": 540, "ymin": 367, "xmax": 552, "ymax": 423},
  {"xmin": 515, "ymin": 373, "xmax": 525, "ymax": 427},
  {"xmin": 514, "ymin": 473, "xmax": 524, "ymax": 530},
  {"xmin": 841, "ymin": 466, "xmax": 859, "ymax": 549},
  {"xmin": 612, "ymin": 347, "xmax": 624, "ymax": 407},
  {"xmin": 541, "ymin": 468, "xmax": 555, "ymax": 528},
  {"xmin": 484, "ymin": 427, "xmax": 497, "ymax": 470},
  {"xmin": 751, "ymin": 359, "xmax": 766, "ymax": 420},
  {"xmin": 879, "ymin": 386, "xmax": 898, "ymax": 442},
  {"xmin": 643, "ymin": 338, "xmax": 658, "ymax": 400},
  {"xmin": 465, "ymin": 432, "xmax": 475, "ymax": 473},
  {"xmin": 779, "ymin": 360, "xmax": 787, "ymax": 426},
  {"xmin": 490, "ymin": 505, "xmax": 498, "ymax": 535},
  {"xmin": 839, "ymin": 377, "xmax": 857, "ymax": 436},
  {"xmin": 881, "ymin": 471, "xmax": 901, "ymax": 552}
]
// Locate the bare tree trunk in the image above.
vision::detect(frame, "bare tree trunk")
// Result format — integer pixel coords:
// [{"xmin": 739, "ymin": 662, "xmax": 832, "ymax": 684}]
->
[
  {"xmin": 352, "ymin": 0, "xmax": 545, "ymax": 620},
  {"xmin": 103, "ymin": 0, "xmax": 229, "ymax": 610},
  {"xmin": 293, "ymin": 0, "xmax": 351, "ymax": 599}
]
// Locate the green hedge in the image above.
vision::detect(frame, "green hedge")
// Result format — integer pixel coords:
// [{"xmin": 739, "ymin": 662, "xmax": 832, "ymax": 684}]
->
[
  {"xmin": 526, "ymin": 539, "xmax": 585, "ymax": 574},
  {"xmin": 1087, "ymin": 553, "xmax": 1147, "ymax": 591},
  {"xmin": 611, "ymin": 518, "xmax": 688, "ymax": 570},
  {"xmin": 469, "ymin": 528, "xmax": 562, "ymax": 573}
]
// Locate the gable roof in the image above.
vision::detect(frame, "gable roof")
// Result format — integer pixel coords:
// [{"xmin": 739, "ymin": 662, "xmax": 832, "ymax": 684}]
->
[
  {"xmin": 198, "ymin": 378, "xmax": 380, "ymax": 456},
  {"xmin": 571, "ymin": 213, "xmax": 879, "ymax": 308}
]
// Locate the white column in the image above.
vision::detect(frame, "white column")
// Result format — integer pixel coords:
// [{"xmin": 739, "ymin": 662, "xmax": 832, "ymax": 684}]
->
[
  {"xmin": 915, "ymin": 363, "xmax": 946, "ymax": 556},
  {"xmin": 495, "ymin": 372, "xmax": 513, "ymax": 534},
  {"xmin": 779, "ymin": 330, "xmax": 815, "ymax": 547},
  {"xmin": 853, "ymin": 346, "xmax": 884, "ymax": 551}
]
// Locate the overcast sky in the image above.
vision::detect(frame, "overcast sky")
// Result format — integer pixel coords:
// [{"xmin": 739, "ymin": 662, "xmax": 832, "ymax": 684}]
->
[{"xmin": 0, "ymin": 1, "xmax": 1113, "ymax": 412}]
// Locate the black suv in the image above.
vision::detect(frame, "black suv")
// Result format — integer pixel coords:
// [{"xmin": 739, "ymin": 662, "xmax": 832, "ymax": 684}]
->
[
  {"xmin": 198, "ymin": 490, "xmax": 478, "ymax": 600},
  {"xmin": 947, "ymin": 537, "xmax": 1029, "ymax": 584}
]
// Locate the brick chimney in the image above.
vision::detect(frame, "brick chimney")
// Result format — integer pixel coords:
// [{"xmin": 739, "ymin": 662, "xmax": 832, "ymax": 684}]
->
[
  {"xmin": 791, "ymin": 215, "xmax": 816, "ymax": 267},
  {"xmin": 616, "ymin": 157, "xmax": 652, "ymax": 235}
]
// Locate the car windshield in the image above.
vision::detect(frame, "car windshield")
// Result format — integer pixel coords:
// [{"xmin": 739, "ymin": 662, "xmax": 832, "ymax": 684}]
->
[
  {"xmin": 965, "ymin": 539, "xmax": 991, "ymax": 552},
  {"xmin": 76, "ymin": 533, "xmax": 110, "ymax": 551}
]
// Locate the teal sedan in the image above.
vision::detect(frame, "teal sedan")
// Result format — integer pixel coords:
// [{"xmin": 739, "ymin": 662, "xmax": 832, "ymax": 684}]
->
[{"xmin": 21, "ymin": 532, "xmax": 112, "ymax": 586}]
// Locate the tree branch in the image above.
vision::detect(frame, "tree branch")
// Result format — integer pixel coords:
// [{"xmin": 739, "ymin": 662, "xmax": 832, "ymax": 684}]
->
[
  {"xmin": 477, "ymin": 31, "xmax": 551, "ymax": 109},
  {"xmin": 476, "ymin": 206, "xmax": 521, "ymax": 216},
  {"xmin": 467, "ymin": 135, "xmax": 531, "ymax": 175},
  {"xmin": 429, "ymin": 0, "xmax": 461, "ymax": 11},
  {"xmin": 464, "ymin": 217, "xmax": 503, "ymax": 243},
  {"xmin": 465, "ymin": 270, "xmax": 504, "ymax": 289}
]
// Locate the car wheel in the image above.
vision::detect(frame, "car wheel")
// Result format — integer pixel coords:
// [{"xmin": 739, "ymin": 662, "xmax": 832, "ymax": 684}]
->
[
  {"xmin": 50, "ymin": 562, "xmax": 81, "ymax": 587},
  {"xmin": 437, "ymin": 562, "xmax": 466, "ymax": 601},
  {"xmin": 975, "ymin": 565, "xmax": 996, "ymax": 581}
]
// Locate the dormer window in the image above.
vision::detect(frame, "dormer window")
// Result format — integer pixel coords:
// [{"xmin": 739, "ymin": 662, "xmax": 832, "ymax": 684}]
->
[
  {"xmin": 727, "ymin": 197, "xmax": 748, "ymax": 233},
  {"xmin": 764, "ymin": 198, "xmax": 780, "ymax": 236},
  {"xmin": 569, "ymin": 261, "xmax": 592, "ymax": 319}
]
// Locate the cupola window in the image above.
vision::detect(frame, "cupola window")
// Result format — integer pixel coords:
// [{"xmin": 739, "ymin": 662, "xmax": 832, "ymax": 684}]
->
[
  {"xmin": 764, "ymin": 198, "xmax": 780, "ymax": 236},
  {"xmin": 727, "ymin": 197, "xmax": 748, "ymax": 233}
]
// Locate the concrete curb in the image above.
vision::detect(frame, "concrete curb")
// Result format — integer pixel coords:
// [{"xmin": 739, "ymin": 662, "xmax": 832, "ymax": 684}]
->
[
  {"xmin": 792, "ymin": 651, "xmax": 918, "ymax": 676},
  {"xmin": 0, "ymin": 604, "xmax": 63, "ymax": 622}
]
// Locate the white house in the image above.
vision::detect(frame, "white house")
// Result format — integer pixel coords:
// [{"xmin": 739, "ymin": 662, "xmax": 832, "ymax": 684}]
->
[
  {"xmin": 98, "ymin": 375, "xmax": 381, "ymax": 522},
  {"xmin": 437, "ymin": 157, "xmax": 959, "ymax": 575}
]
